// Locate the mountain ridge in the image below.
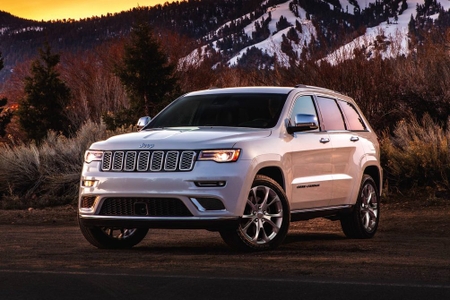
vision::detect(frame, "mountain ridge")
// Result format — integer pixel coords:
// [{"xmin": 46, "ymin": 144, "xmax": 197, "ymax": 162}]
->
[{"xmin": 1, "ymin": 0, "xmax": 450, "ymax": 83}]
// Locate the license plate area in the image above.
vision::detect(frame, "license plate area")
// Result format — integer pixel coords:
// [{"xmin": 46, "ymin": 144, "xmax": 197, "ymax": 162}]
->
[{"xmin": 134, "ymin": 202, "xmax": 148, "ymax": 216}]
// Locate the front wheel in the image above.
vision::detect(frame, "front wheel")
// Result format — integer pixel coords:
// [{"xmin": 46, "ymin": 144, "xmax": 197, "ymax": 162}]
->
[
  {"xmin": 78, "ymin": 218, "xmax": 149, "ymax": 249},
  {"xmin": 340, "ymin": 174, "xmax": 380, "ymax": 239},
  {"xmin": 220, "ymin": 175, "xmax": 290, "ymax": 251}
]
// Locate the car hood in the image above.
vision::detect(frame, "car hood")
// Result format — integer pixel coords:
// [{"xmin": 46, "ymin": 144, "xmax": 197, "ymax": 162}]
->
[{"xmin": 89, "ymin": 127, "xmax": 272, "ymax": 150}]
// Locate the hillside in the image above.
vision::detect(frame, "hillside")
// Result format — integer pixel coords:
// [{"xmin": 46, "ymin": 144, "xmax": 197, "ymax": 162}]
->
[
  {"xmin": 0, "ymin": 0, "xmax": 267, "ymax": 81},
  {"xmin": 184, "ymin": 0, "xmax": 450, "ymax": 68},
  {"xmin": 1, "ymin": 0, "xmax": 450, "ymax": 81}
]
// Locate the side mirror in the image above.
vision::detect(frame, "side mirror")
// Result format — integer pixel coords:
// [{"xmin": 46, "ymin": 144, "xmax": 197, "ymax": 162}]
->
[
  {"xmin": 287, "ymin": 114, "xmax": 319, "ymax": 134},
  {"xmin": 136, "ymin": 116, "xmax": 151, "ymax": 130}
]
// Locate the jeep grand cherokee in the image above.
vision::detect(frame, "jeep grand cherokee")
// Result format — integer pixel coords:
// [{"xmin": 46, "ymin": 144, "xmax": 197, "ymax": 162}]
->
[{"xmin": 78, "ymin": 85, "xmax": 382, "ymax": 251}]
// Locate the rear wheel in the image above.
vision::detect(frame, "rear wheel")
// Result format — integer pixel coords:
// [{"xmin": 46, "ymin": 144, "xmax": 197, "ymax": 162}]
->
[
  {"xmin": 340, "ymin": 174, "xmax": 379, "ymax": 239},
  {"xmin": 78, "ymin": 218, "xmax": 148, "ymax": 249},
  {"xmin": 220, "ymin": 175, "xmax": 290, "ymax": 251}
]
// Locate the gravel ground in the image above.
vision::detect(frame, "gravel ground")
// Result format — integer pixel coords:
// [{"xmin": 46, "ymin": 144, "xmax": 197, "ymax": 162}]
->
[{"xmin": 0, "ymin": 199, "xmax": 449, "ymax": 285}]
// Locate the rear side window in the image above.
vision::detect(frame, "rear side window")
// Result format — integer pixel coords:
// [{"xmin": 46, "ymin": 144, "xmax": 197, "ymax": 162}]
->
[
  {"xmin": 316, "ymin": 97, "xmax": 345, "ymax": 131},
  {"xmin": 338, "ymin": 100, "xmax": 367, "ymax": 131}
]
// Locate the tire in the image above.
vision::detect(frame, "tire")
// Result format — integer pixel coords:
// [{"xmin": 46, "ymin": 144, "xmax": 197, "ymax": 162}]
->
[
  {"xmin": 340, "ymin": 174, "xmax": 380, "ymax": 239},
  {"xmin": 78, "ymin": 217, "xmax": 148, "ymax": 249},
  {"xmin": 220, "ymin": 174, "xmax": 290, "ymax": 251}
]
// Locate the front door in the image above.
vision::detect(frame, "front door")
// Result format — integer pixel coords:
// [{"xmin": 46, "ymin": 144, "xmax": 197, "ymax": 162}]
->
[{"xmin": 288, "ymin": 95, "xmax": 334, "ymax": 210}]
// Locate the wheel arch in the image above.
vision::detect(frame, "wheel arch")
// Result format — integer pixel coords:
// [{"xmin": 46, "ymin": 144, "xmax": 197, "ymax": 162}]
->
[
  {"xmin": 364, "ymin": 165, "xmax": 382, "ymax": 196},
  {"xmin": 256, "ymin": 166, "xmax": 285, "ymax": 191}
]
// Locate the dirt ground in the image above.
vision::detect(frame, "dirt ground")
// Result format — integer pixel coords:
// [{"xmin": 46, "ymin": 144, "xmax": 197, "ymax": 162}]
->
[{"xmin": 1, "ymin": 199, "xmax": 449, "ymax": 285}]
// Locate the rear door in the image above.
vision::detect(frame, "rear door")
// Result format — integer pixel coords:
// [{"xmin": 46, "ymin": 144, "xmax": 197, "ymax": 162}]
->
[
  {"xmin": 332, "ymin": 99, "xmax": 371, "ymax": 205},
  {"xmin": 315, "ymin": 97, "xmax": 367, "ymax": 206}
]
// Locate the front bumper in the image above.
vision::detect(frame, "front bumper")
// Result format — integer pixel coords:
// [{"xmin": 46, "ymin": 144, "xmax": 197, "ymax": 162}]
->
[{"xmin": 78, "ymin": 160, "xmax": 253, "ymax": 227}]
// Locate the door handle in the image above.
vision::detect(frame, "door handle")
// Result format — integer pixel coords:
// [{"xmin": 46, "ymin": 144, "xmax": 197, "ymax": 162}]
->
[
  {"xmin": 320, "ymin": 138, "xmax": 330, "ymax": 144},
  {"xmin": 350, "ymin": 136, "xmax": 359, "ymax": 142}
]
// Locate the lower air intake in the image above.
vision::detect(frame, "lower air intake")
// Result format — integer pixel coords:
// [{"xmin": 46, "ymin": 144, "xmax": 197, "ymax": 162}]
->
[{"xmin": 99, "ymin": 197, "xmax": 193, "ymax": 217}]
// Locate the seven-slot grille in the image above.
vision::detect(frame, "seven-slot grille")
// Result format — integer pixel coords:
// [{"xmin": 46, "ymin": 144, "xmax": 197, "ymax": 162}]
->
[{"xmin": 101, "ymin": 150, "xmax": 197, "ymax": 172}]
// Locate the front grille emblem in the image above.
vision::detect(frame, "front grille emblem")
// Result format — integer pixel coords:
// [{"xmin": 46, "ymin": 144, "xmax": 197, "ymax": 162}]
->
[{"xmin": 139, "ymin": 143, "xmax": 155, "ymax": 149}]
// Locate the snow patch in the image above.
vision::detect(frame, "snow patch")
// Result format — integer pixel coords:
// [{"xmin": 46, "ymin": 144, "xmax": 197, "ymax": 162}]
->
[{"xmin": 180, "ymin": 0, "xmax": 450, "ymax": 69}]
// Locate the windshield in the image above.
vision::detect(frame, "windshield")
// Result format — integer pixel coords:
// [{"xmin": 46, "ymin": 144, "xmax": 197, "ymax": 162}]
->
[{"xmin": 148, "ymin": 93, "xmax": 288, "ymax": 129}]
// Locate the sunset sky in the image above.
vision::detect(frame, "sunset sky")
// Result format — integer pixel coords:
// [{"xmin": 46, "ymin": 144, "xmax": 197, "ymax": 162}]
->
[{"xmin": 2, "ymin": 0, "xmax": 176, "ymax": 21}]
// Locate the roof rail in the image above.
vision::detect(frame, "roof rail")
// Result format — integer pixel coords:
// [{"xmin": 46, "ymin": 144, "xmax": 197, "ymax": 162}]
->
[
  {"xmin": 295, "ymin": 84, "xmax": 309, "ymax": 88},
  {"xmin": 295, "ymin": 84, "xmax": 343, "ymax": 95}
]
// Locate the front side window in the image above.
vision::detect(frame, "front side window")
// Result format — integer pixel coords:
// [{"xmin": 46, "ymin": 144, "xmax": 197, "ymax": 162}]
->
[
  {"xmin": 148, "ymin": 93, "xmax": 288, "ymax": 129},
  {"xmin": 290, "ymin": 95, "xmax": 317, "ymax": 119},
  {"xmin": 316, "ymin": 97, "xmax": 345, "ymax": 131}
]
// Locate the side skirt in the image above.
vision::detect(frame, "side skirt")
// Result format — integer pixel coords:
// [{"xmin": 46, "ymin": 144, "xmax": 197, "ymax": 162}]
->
[{"xmin": 290, "ymin": 205, "xmax": 353, "ymax": 222}]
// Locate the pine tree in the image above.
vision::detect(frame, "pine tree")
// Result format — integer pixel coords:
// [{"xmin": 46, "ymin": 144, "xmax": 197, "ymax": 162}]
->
[
  {"xmin": 0, "ymin": 52, "xmax": 12, "ymax": 138},
  {"xmin": 276, "ymin": 15, "xmax": 292, "ymax": 32},
  {"xmin": 0, "ymin": 97, "xmax": 11, "ymax": 137},
  {"xmin": 17, "ymin": 42, "xmax": 71, "ymax": 144},
  {"xmin": 113, "ymin": 21, "xmax": 178, "ymax": 126}
]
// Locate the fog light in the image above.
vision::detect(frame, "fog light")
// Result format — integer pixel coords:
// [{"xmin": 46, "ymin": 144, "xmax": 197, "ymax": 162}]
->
[{"xmin": 82, "ymin": 180, "xmax": 97, "ymax": 187}]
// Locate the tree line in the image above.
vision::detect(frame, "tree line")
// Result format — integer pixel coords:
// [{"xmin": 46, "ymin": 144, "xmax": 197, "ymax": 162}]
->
[
  {"xmin": 0, "ymin": 21, "xmax": 178, "ymax": 144},
  {"xmin": 2, "ymin": 16, "xmax": 450, "ymax": 143}
]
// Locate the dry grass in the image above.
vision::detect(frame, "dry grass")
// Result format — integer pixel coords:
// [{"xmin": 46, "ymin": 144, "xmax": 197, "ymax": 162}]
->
[
  {"xmin": 381, "ymin": 114, "xmax": 450, "ymax": 195},
  {"xmin": 0, "ymin": 121, "xmax": 131, "ymax": 209}
]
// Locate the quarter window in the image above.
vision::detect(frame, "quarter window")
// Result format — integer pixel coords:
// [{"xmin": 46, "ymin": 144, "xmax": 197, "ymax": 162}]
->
[{"xmin": 316, "ymin": 97, "xmax": 345, "ymax": 131}]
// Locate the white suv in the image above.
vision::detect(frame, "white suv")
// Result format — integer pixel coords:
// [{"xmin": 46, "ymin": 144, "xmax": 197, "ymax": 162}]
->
[{"xmin": 78, "ymin": 86, "xmax": 382, "ymax": 251}]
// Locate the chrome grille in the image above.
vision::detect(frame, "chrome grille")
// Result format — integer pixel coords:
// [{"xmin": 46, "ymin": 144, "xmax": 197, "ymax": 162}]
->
[
  {"xmin": 124, "ymin": 151, "xmax": 137, "ymax": 171},
  {"xmin": 103, "ymin": 152, "xmax": 112, "ymax": 170},
  {"xmin": 101, "ymin": 150, "xmax": 197, "ymax": 172},
  {"xmin": 164, "ymin": 151, "xmax": 179, "ymax": 171},
  {"xmin": 180, "ymin": 151, "xmax": 196, "ymax": 170},
  {"xmin": 112, "ymin": 151, "xmax": 124, "ymax": 171},
  {"xmin": 137, "ymin": 151, "xmax": 150, "ymax": 171},
  {"xmin": 150, "ymin": 151, "xmax": 163, "ymax": 171}
]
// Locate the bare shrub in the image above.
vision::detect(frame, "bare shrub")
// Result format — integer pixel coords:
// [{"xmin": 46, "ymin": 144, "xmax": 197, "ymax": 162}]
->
[
  {"xmin": 381, "ymin": 114, "xmax": 450, "ymax": 194},
  {"xmin": 0, "ymin": 120, "xmax": 128, "ymax": 209},
  {"xmin": 0, "ymin": 144, "xmax": 41, "ymax": 208},
  {"xmin": 61, "ymin": 42, "xmax": 129, "ymax": 129}
]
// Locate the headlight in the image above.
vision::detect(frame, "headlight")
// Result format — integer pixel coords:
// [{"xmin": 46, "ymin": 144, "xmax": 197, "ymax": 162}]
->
[
  {"xmin": 198, "ymin": 149, "xmax": 241, "ymax": 162},
  {"xmin": 84, "ymin": 150, "xmax": 103, "ymax": 163}
]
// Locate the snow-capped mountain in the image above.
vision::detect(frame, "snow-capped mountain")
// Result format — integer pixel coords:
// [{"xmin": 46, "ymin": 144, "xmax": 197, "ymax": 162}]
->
[
  {"xmin": 180, "ymin": 0, "xmax": 314, "ymax": 68},
  {"xmin": 227, "ymin": 1, "xmax": 314, "ymax": 66},
  {"xmin": 2, "ymin": 0, "xmax": 450, "ymax": 80},
  {"xmin": 181, "ymin": 0, "xmax": 450, "ymax": 68},
  {"xmin": 325, "ymin": 0, "xmax": 450, "ymax": 64}
]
